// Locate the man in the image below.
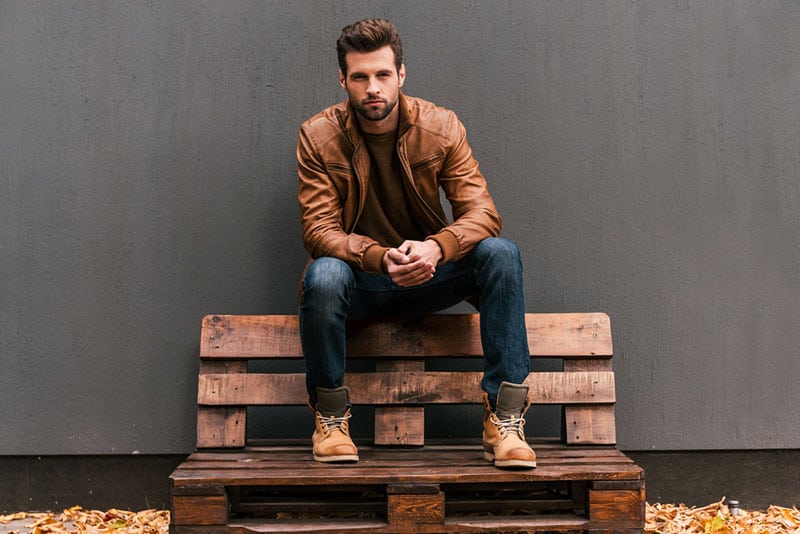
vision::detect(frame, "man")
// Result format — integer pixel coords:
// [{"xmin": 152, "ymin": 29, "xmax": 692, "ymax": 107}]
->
[{"xmin": 296, "ymin": 19, "xmax": 535, "ymax": 469}]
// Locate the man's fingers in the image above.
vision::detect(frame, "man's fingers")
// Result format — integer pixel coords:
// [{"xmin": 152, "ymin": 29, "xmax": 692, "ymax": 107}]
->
[
  {"xmin": 388, "ymin": 258, "xmax": 435, "ymax": 286},
  {"xmin": 395, "ymin": 270, "xmax": 434, "ymax": 287},
  {"xmin": 385, "ymin": 248, "xmax": 409, "ymax": 264}
]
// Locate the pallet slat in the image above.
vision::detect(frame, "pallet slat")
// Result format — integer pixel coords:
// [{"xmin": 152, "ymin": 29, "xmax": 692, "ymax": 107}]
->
[
  {"xmin": 197, "ymin": 371, "xmax": 615, "ymax": 406},
  {"xmin": 199, "ymin": 313, "xmax": 612, "ymax": 358}
]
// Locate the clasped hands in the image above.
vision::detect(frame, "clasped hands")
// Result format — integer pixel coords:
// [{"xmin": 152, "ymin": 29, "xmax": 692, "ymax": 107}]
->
[{"xmin": 382, "ymin": 239, "xmax": 443, "ymax": 287}]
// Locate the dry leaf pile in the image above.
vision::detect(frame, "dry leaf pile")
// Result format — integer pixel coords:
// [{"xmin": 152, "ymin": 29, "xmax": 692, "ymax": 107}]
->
[
  {"xmin": 647, "ymin": 498, "xmax": 800, "ymax": 533},
  {"xmin": 3, "ymin": 499, "xmax": 800, "ymax": 533},
  {"xmin": 0, "ymin": 506, "xmax": 169, "ymax": 533}
]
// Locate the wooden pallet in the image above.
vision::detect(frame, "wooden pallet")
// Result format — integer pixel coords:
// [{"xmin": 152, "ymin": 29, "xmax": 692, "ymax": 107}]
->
[{"xmin": 170, "ymin": 313, "xmax": 645, "ymax": 532}]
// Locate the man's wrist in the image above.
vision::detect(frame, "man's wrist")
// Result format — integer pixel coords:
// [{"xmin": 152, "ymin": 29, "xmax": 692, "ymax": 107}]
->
[
  {"xmin": 427, "ymin": 232, "xmax": 456, "ymax": 264},
  {"xmin": 425, "ymin": 238, "xmax": 444, "ymax": 264}
]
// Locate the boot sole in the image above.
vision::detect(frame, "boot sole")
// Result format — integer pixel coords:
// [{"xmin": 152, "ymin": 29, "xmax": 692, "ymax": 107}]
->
[
  {"xmin": 483, "ymin": 450, "xmax": 536, "ymax": 469},
  {"xmin": 313, "ymin": 454, "xmax": 359, "ymax": 463}
]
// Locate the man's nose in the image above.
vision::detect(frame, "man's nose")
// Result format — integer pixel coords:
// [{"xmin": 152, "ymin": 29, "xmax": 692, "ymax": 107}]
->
[{"xmin": 367, "ymin": 77, "xmax": 381, "ymax": 95}]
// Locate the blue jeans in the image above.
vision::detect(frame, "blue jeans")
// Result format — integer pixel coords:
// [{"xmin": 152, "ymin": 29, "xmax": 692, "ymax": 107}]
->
[{"xmin": 299, "ymin": 237, "xmax": 530, "ymax": 408}]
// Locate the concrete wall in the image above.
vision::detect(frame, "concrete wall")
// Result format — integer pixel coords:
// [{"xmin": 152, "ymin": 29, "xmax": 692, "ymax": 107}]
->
[{"xmin": 1, "ymin": 1, "xmax": 798, "ymax": 455}]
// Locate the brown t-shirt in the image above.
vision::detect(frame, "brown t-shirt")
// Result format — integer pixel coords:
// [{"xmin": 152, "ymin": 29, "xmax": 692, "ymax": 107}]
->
[{"xmin": 354, "ymin": 130, "xmax": 428, "ymax": 248}]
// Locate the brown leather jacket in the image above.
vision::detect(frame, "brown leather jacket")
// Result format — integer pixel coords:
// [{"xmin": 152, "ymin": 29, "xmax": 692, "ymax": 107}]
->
[{"xmin": 297, "ymin": 93, "xmax": 502, "ymax": 273}]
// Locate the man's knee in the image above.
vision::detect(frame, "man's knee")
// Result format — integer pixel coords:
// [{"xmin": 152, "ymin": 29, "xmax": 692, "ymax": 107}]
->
[
  {"xmin": 474, "ymin": 237, "xmax": 523, "ymax": 267},
  {"xmin": 303, "ymin": 257, "xmax": 355, "ymax": 295}
]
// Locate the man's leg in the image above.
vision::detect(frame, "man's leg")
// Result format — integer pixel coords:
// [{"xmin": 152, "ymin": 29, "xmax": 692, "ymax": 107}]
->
[
  {"xmin": 300, "ymin": 257, "xmax": 355, "ymax": 401},
  {"xmin": 299, "ymin": 257, "xmax": 359, "ymax": 462},
  {"xmin": 469, "ymin": 238, "xmax": 530, "ymax": 407},
  {"xmin": 458, "ymin": 238, "xmax": 537, "ymax": 468}
]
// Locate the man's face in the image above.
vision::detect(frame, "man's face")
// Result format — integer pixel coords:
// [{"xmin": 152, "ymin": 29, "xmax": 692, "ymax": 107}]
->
[{"xmin": 339, "ymin": 45, "xmax": 406, "ymax": 124}]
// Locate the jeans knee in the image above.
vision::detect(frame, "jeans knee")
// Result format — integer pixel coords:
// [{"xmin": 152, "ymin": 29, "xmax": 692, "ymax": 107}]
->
[
  {"xmin": 303, "ymin": 257, "xmax": 355, "ymax": 297},
  {"xmin": 475, "ymin": 237, "xmax": 522, "ymax": 269}
]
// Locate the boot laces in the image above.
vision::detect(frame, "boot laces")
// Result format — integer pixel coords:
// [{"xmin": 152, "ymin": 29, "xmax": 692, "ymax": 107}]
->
[
  {"xmin": 318, "ymin": 412, "xmax": 351, "ymax": 434},
  {"xmin": 494, "ymin": 415, "xmax": 526, "ymax": 439}
]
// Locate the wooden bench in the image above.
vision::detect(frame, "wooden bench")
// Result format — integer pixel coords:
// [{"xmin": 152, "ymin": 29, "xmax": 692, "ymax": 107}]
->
[{"xmin": 170, "ymin": 313, "xmax": 645, "ymax": 533}]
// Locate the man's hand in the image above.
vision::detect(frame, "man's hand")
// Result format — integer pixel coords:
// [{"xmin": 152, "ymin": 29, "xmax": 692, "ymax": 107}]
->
[{"xmin": 382, "ymin": 239, "xmax": 443, "ymax": 287}]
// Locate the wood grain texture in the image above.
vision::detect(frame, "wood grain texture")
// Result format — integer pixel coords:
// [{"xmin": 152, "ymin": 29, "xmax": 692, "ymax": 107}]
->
[
  {"xmin": 170, "ymin": 444, "xmax": 645, "ymax": 531},
  {"xmin": 196, "ymin": 407, "xmax": 245, "ymax": 448},
  {"xmin": 587, "ymin": 486, "xmax": 646, "ymax": 529},
  {"xmin": 170, "ymin": 443, "xmax": 643, "ymax": 487},
  {"xmin": 197, "ymin": 371, "xmax": 615, "ymax": 406},
  {"xmin": 172, "ymin": 494, "xmax": 228, "ymax": 526},
  {"xmin": 387, "ymin": 487, "xmax": 445, "ymax": 526},
  {"xmin": 565, "ymin": 405, "xmax": 617, "ymax": 445},
  {"xmin": 196, "ymin": 360, "xmax": 247, "ymax": 448},
  {"xmin": 374, "ymin": 360, "xmax": 425, "ymax": 445},
  {"xmin": 563, "ymin": 358, "xmax": 617, "ymax": 445},
  {"xmin": 199, "ymin": 313, "xmax": 612, "ymax": 359}
]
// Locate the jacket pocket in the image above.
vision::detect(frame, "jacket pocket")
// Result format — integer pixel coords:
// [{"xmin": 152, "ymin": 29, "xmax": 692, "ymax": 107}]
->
[
  {"xmin": 326, "ymin": 162, "xmax": 352, "ymax": 173},
  {"xmin": 410, "ymin": 153, "xmax": 444, "ymax": 172}
]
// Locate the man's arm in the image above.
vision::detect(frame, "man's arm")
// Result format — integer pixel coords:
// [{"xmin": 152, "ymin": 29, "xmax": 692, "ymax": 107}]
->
[{"xmin": 425, "ymin": 113, "xmax": 503, "ymax": 263}]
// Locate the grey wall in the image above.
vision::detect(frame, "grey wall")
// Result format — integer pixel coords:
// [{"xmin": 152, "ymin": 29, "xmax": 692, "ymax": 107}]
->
[{"xmin": 1, "ymin": 1, "xmax": 798, "ymax": 455}]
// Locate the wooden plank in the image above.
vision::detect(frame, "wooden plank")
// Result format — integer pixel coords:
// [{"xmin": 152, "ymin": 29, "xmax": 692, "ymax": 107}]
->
[
  {"xmin": 199, "ymin": 313, "xmax": 612, "ymax": 359},
  {"xmin": 169, "ymin": 461, "xmax": 644, "ymax": 487},
  {"xmin": 176, "ymin": 444, "xmax": 632, "ymax": 466},
  {"xmin": 173, "ymin": 515, "xmax": 590, "ymax": 533},
  {"xmin": 172, "ymin": 493, "xmax": 229, "ymax": 526},
  {"xmin": 197, "ymin": 371, "xmax": 615, "ymax": 406},
  {"xmin": 174, "ymin": 445, "xmax": 634, "ymax": 472},
  {"xmin": 563, "ymin": 359, "xmax": 616, "ymax": 445},
  {"xmin": 172, "ymin": 458, "xmax": 636, "ymax": 477},
  {"xmin": 564, "ymin": 359, "xmax": 612, "ymax": 372},
  {"xmin": 387, "ymin": 484, "xmax": 444, "ymax": 526},
  {"xmin": 196, "ymin": 360, "xmax": 246, "ymax": 448},
  {"xmin": 447, "ymin": 514, "xmax": 589, "ymax": 530},
  {"xmin": 171, "ymin": 453, "xmax": 636, "ymax": 472},
  {"xmin": 169, "ymin": 458, "xmax": 643, "ymax": 483},
  {"xmin": 565, "ymin": 405, "xmax": 617, "ymax": 445},
  {"xmin": 587, "ymin": 486, "xmax": 646, "ymax": 530},
  {"xmin": 196, "ymin": 407, "xmax": 246, "ymax": 448},
  {"xmin": 375, "ymin": 407, "xmax": 425, "ymax": 445},
  {"xmin": 172, "ymin": 450, "xmax": 633, "ymax": 469},
  {"xmin": 375, "ymin": 360, "xmax": 425, "ymax": 445}
]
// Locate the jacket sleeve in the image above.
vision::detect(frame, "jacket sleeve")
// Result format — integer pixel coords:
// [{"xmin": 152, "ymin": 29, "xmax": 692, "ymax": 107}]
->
[
  {"xmin": 428, "ymin": 114, "xmax": 503, "ymax": 263},
  {"xmin": 296, "ymin": 124, "xmax": 386, "ymax": 273}
]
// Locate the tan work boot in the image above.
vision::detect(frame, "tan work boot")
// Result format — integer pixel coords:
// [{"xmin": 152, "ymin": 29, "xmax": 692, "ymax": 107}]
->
[
  {"xmin": 483, "ymin": 381, "xmax": 537, "ymax": 468},
  {"xmin": 310, "ymin": 386, "xmax": 359, "ymax": 463}
]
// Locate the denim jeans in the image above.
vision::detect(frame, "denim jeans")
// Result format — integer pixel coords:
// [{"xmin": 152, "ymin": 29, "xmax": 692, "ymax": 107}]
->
[{"xmin": 299, "ymin": 237, "xmax": 530, "ymax": 408}]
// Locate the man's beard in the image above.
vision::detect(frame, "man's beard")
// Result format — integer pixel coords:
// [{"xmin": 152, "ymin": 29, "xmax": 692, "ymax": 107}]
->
[{"xmin": 352, "ymin": 96, "xmax": 398, "ymax": 122}]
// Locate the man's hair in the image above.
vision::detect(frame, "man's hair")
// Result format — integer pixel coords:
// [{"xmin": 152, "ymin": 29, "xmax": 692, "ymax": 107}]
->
[{"xmin": 336, "ymin": 19, "xmax": 403, "ymax": 75}]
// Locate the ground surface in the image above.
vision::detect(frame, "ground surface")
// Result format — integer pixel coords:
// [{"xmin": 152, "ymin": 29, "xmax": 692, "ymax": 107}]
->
[
  {"xmin": 0, "ymin": 507, "xmax": 168, "ymax": 533},
  {"xmin": 1, "ymin": 499, "xmax": 799, "ymax": 533}
]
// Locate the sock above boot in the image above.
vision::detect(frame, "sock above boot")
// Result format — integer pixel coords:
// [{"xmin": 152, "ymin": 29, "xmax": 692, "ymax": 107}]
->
[
  {"xmin": 495, "ymin": 382, "xmax": 529, "ymax": 419},
  {"xmin": 315, "ymin": 386, "xmax": 349, "ymax": 418}
]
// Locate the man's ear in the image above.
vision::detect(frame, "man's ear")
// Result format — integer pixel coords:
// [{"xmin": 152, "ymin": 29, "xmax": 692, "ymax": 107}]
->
[
  {"xmin": 398, "ymin": 64, "xmax": 406, "ymax": 88},
  {"xmin": 338, "ymin": 70, "xmax": 346, "ymax": 90}
]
